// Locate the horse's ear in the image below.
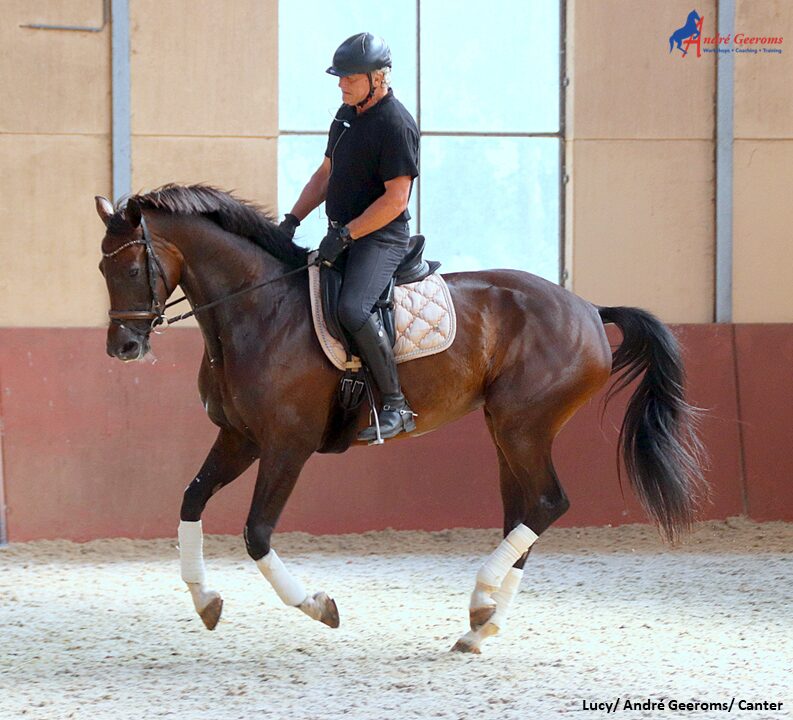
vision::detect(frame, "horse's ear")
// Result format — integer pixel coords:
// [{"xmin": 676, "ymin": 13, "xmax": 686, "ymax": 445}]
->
[
  {"xmin": 95, "ymin": 196, "xmax": 114, "ymax": 226},
  {"xmin": 125, "ymin": 198, "xmax": 142, "ymax": 228}
]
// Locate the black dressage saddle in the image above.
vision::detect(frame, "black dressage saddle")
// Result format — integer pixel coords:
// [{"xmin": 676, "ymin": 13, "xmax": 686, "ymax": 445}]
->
[
  {"xmin": 319, "ymin": 234, "xmax": 440, "ymax": 410},
  {"xmin": 320, "ymin": 234, "xmax": 441, "ymax": 351}
]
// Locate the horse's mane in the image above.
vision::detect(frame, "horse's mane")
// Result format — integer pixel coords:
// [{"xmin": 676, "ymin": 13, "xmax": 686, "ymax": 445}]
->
[{"xmin": 113, "ymin": 184, "xmax": 308, "ymax": 268}]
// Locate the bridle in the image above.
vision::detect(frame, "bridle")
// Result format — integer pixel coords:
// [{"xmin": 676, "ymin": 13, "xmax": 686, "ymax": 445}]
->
[
  {"xmin": 103, "ymin": 211, "xmax": 317, "ymax": 337},
  {"xmin": 103, "ymin": 215, "xmax": 173, "ymax": 332}
]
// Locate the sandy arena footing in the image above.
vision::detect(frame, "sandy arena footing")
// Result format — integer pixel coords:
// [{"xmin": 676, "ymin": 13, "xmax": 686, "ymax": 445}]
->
[{"xmin": 0, "ymin": 519, "xmax": 791, "ymax": 719}]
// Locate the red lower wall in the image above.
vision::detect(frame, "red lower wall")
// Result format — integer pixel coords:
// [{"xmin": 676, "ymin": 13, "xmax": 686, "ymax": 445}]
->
[{"xmin": 0, "ymin": 325, "xmax": 789, "ymax": 542}]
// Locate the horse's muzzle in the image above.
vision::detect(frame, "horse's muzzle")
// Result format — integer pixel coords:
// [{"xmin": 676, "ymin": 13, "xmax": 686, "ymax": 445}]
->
[{"xmin": 106, "ymin": 324, "xmax": 150, "ymax": 362}]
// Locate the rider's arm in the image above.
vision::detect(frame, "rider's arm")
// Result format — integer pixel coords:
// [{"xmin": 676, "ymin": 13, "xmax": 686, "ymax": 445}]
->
[
  {"xmin": 346, "ymin": 175, "xmax": 412, "ymax": 240},
  {"xmin": 289, "ymin": 157, "xmax": 331, "ymax": 222}
]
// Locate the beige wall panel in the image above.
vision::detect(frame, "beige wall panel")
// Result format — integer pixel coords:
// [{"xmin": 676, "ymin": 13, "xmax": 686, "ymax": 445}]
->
[
  {"xmin": 568, "ymin": 0, "xmax": 715, "ymax": 140},
  {"xmin": 0, "ymin": 0, "xmax": 110, "ymax": 134},
  {"xmin": 0, "ymin": 134, "xmax": 111, "ymax": 327},
  {"xmin": 130, "ymin": 136, "xmax": 277, "ymax": 328},
  {"xmin": 570, "ymin": 140, "xmax": 714, "ymax": 322},
  {"xmin": 733, "ymin": 140, "xmax": 793, "ymax": 321},
  {"xmin": 131, "ymin": 0, "xmax": 277, "ymax": 137},
  {"xmin": 734, "ymin": 0, "xmax": 793, "ymax": 139},
  {"xmin": 132, "ymin": 136, "xmax": 277, "ymax": 212},
  {"xmin": 130, "ymin": 137, "xmax": 274, "ymax": 326}
]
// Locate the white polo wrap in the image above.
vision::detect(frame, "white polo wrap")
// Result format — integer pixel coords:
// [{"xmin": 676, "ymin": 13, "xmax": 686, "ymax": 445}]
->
[
  {"xmin": 256, "ymin": 549, "xmax": 307, "ymax": 607},
  {"xmin": 489, "ymin": 567, "xmax": 524, "ymax": 630},
  {"xmin": 178, "ymin": 520, "xmax": 207, "ymax": 585},
  {"xmin": 476, "ymin": 523, "xmax": 537, "ymax": 589}
]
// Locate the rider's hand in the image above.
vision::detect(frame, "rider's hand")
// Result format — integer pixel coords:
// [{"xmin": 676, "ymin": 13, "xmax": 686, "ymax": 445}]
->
[
  {"xmin": 278, "ymin": 213, "xmax": 300, "ymax": 241},
  {"xmin": 318, "ymin": 225, "xmax": 352, "ymax": 265}
]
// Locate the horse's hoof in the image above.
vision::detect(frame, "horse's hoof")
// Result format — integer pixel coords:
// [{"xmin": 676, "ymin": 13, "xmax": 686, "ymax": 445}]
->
[
  {"xmin": 300, "ymin": 592, "xmax": 340, "ymax": 628},
  {"xmin": 199, "ymin": 596, "xmax": 223, "ymax": 631},
  {"xmin": 450, "ymin": 639, "xmax": 481, "ymax": 654},
  {"xmin": 469, "ymin": 605, "xmax": 496, "ymax": 631},
  {"xmin": 317, "ymin": 593, "xmax": 340, "ymax": 629}
]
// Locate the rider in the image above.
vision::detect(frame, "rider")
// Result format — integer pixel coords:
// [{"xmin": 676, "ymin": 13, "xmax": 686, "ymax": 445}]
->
[{"xmin": 279, "ymin": 33, "xmax": 419, "ymax": 442}]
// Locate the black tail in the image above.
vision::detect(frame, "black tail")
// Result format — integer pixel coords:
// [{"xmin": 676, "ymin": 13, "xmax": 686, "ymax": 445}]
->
[{"xmin": 598, "ymin": 306, "xmax": 708, "ymax": 542}]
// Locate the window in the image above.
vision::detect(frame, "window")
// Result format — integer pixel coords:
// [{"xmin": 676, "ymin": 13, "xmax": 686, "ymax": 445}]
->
[{"xmin": 278, "ymin": 0, "xmax": 562, "ymax": 281}]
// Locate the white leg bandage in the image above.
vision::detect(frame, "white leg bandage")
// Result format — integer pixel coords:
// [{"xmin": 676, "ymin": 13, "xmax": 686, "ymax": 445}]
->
[
  {"xmin": 256, "ymin": 549, "xmax": 307, "ymax": 607},
  {"xmin": 476, "ymin": 524, "xmax": 537, "ymax": 590},
  {"xmin": 178, "ymin": 520, "xmax": 207, "ymax": 585},
  {"xmin": 489, "ymin": 567, "xmax": 523, "ymax": 630},
  {"xmin": 454, "ymin": 566, "xmax": 525, "ymax": 651}
]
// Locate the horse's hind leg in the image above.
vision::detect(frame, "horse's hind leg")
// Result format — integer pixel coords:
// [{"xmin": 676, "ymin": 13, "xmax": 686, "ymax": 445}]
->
[
  {"xmin": 179, "ymin": 427, "xmax": 258, "ymax": 630},
  {"xmin": 452, "ymin": 412, "xmax": 569, "ymax": 653}
]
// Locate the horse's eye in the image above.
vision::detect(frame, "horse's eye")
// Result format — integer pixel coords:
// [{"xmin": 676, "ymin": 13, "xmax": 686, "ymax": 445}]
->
[{"xmin": 128, "ymin": 266, "xmax": 140, "ymax": 277}]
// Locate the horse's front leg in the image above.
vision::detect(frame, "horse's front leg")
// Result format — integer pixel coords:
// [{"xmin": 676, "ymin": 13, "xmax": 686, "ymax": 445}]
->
[
  {"xmin": 244, "ymin": 451, "xmax": 340, "ymax": 629},
  {"xmin": 179, "ymin": 427, "xmax": 258, "ymax": 630}
]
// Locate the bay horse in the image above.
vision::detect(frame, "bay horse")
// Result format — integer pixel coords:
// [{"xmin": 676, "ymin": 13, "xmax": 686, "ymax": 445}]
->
[{"xmin": 96, "ymin": 184, "xmax": 705, "ymax": 653}]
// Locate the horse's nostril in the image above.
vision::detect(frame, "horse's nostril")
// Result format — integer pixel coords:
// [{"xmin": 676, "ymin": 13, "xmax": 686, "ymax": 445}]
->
[{"xmin": 120, "ymin": 340, "xmax": 139, "ymax": 356}]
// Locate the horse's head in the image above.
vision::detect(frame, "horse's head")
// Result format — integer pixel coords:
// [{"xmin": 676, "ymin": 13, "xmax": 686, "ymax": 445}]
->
[
  {"xmin": 688, "ymin": 10, "xmax": 700, "ymax": 23},
  {"xmin": 96, "ymin": 196, "xmax": 181, "ymax": 361}
]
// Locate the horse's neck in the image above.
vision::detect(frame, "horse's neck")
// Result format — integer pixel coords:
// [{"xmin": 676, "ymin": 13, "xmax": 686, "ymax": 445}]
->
[
  {"xmin": 160, "ymin": 214, "xmax": 280, "ymax": 303},
  {"xmin": 155, "ymin": 214, "xmax": 292, "ymax": 354}
]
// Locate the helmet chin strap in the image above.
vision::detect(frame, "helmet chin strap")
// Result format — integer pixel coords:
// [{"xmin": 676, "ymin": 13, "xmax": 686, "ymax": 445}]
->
[{"xmin": 356, "ymin": 72, "xmax": 376, "ymax": 108}]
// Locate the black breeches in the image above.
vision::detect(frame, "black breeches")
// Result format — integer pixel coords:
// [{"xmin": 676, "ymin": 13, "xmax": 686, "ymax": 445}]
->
[{"xmin": 337, "ymin": 220, "xmax": 410, "ymax": 333}]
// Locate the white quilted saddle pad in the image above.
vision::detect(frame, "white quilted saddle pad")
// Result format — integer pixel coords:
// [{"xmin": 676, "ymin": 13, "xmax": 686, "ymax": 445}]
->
[{"xmin": 308, "ymin": 256, "xmax": 457, "ymax": 371}]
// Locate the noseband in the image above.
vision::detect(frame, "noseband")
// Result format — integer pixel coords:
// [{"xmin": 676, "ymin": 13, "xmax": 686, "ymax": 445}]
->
[{"xmin": 103, "ymin": 215, "xmax": 171, "ymax": 332}]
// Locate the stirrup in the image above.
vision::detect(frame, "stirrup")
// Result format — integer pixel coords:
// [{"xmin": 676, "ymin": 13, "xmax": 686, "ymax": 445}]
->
[
  {"xmin": 363, "ymin": 378, "xmax": 384, "ymax": 445},
  {"xmin": 359, "ymin": 395, "xmax": 418, "ymax": 445},
  {"xmin": 361, "ymin": 409, "xmax": 417, "ymax": 445}
]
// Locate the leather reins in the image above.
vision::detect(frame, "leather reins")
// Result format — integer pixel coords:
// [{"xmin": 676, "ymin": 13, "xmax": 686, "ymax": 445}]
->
[{"xmin": 103, "ymin": 213, "xmax": 316, "ymax": 335}]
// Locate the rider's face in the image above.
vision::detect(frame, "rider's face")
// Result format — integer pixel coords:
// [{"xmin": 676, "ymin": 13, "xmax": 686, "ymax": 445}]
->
[{"xmin": 338, "ymin": 73, "xmax": 375, "ymax": 105}]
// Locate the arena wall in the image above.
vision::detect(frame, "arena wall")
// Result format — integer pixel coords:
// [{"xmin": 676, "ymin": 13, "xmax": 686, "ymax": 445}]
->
[
  {"xmin": 0, "ymin": 0, "xmax": 112, "ymax": 328},
  {"xmin": 565, "ymin": 0, "xmax": 717, "ymax": 323},
  {"xmin": 0, "ymin": 0, "xmax": 279, "ymax": 329},
  {"xmin": 733, "ymin": 0, "xmax": 793, "ymax": 321},
  {"xmin": 130, "ymin": 0, "xmax": 279, "ymax": 218},
  {"xmin": 1, "ymin": 324, "xmax": 790, "ymax": 542},
  {"xmin": 2, "ymin": 1, "xmax": 792, "ymax": 541}
]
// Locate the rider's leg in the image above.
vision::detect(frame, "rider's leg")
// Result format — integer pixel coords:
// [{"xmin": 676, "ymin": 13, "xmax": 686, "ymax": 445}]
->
[
  {"xmin": 352, "ymin": 312, "xmax": 416, "ymax": 440},
  {"xmin": 337, "ymin": 223, "xmax": 413, "ymax": 441}
]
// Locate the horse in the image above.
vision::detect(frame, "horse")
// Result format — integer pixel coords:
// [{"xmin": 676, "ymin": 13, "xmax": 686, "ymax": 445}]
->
[
  {"xmin": 95, "ymin": 184, "xmax": 706, "ymax": 654},
  {"xmin": 669, "ymin": 10, "xmax": 702, "ymax": 56}
]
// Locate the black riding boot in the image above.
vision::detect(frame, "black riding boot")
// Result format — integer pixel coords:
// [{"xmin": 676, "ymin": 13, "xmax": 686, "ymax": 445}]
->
[{"xmin": 352, "ymin": 313, "xmax": 416, "ymax": 442}]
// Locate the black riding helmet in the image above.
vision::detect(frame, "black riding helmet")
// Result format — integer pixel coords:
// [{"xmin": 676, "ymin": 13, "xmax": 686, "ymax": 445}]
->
[
  {"xmin": 327, "ymin": 33, "xmax": 392, "ymax": 107},
  {"xmin": 326, "ymin": 32, "xmax": 391, "ymax": 76}
]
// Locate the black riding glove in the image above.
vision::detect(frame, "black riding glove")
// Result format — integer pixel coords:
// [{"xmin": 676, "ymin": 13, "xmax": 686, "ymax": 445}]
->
[
  {"xmin": 318, "ymin": 225, "xmax": 352, "ymax": 265},
  {"xmin": 278, "ymin": 213, "xmax": 300, "ymax": 240}
]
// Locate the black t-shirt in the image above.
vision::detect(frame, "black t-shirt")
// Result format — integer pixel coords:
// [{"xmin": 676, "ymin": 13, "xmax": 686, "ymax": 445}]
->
[{"xmin": 324, "ymin": 89, "xmax": 419, "ymax": 226}]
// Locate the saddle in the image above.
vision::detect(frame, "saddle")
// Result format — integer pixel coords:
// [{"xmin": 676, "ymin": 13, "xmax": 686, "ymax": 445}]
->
[
  {"xmin": 318, "ymin": 235, "xmax": 443, "ymax": 409},
  {"xmin": 320, "ymin": 235, "xmax": 441, "ymax": 349}
]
